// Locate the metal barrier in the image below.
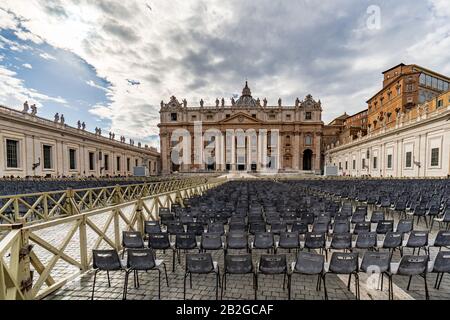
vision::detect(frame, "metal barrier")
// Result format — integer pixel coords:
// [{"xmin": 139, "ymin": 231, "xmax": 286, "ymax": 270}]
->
[{"xmin": 0, "ymin": 177, "xmax": 226, "ymax": 300}]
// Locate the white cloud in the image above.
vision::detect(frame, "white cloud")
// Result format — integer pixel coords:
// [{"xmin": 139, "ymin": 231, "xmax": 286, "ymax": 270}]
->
[
  {"xmin": 39, "ymin": 52, "xmax": 56, "ymax": 60},
  {"xmin": 22, "ymin": 63, "xmax": 32, "ymax": 69},
  {"xmin": 86, "ymin": 80, "xmax": 110, "ymax": 92}
]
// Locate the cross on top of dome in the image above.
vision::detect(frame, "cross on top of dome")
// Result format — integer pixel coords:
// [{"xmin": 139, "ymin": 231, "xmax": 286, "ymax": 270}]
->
[{"xmin": 242, "ymin": 81, "xmax": 252, "ymax": 97}]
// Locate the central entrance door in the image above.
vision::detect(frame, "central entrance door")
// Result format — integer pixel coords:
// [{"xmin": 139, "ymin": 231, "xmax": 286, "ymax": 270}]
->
[{"xmin": 303, "ymin": 149, "xmax": 313, "ymax": 171}]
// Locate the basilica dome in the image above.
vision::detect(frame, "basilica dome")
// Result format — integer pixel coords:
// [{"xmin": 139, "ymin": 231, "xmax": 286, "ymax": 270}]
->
[{"xmin": 235, "ymin": 81, "xmax": 258, "ymax": 107}]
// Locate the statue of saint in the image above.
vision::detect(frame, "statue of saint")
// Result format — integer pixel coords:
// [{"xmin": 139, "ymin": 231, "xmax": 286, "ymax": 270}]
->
[
  {"xmin": 221, "ymin": 98, "xmax": 225, "ymax": 107},
  {"xmin": 82, "ymin": 122, "xmax": 86, "ymax": 130},
  {"xmin": 60, "ymin": 114, "xmax": 65, "ymax": 125},
  {"xmin": 183, "ymin": 99, "xmax": 187, "ymax": 108},
  {"xmin": 263, "ymin": 98, "xmax": 267, "ymax": 107},
  {"xmin": 160, "ymin": 100, "xmax": 164, "ymax": 108},
  {"xmin": 216, "ymin": 98, "xmax": 220, "ymax": 107},
  {"xmin": 256, "ymin": 98, "xmax": 261, "ymax": 106},
  {"xmin": 54, "ymin": 113, "xmax": 60, "ymax": 123},
  {"xmin": 200, "ymin": 99, "xmax": 204, "ymax": 108},
  {"xmin": 30, "ymin": 104, "xmax": 37, "ymax": 116},
  {"xmin": 295, "ymin": 98, "xmax": 300, "ymax": 107},
  {"xmin": 77, "ymin": 121, "xmax": 81, "ymax": 129},
  {"xmin": 278, "ymin": 98, "xmax": 282, "ymax": 107},
  {"xmin": 22, "ymin": 101, "xmax": 29, "ymax": 113},
  {"xmin": 231, "ymin": 97, "xmax": 235, "ymax": 106}
]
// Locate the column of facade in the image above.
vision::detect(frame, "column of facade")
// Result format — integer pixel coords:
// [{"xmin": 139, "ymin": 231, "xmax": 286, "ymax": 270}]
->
[
  {"xmin": 314, "ymin": 133, "xmax": 321, "ymax": 172},
  {"xmin": 160, "ymin": 133, "xmax": 170, "ymax": 174},
  {"xmin": 292, "ymin": 133, "xmax": 300, "ymax": 171}
]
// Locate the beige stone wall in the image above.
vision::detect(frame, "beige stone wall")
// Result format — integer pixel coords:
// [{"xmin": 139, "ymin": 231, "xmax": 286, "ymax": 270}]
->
[{"xmin": 0, "ymin": 105, "xmax": 160, "ymax": 178}]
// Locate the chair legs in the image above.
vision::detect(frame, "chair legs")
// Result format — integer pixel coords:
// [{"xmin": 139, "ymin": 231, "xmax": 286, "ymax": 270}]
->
[
  {"xmin": 406, "ymin": 273, "xmax": 430, "ymax": 300},
  {"xmin": 123, "ymin": 267, "xmax": 166, "ymax": 300},
  {"xmin": 434, "ymin": 273, "xmax": 445, "ymax": 290},
  {"xmin": 91, "ymin": 269, "xmax": 98, "ymax": 300},
  {"xmin": 184, "ymin": 271, "xmax": 220, "ymax": 300}
]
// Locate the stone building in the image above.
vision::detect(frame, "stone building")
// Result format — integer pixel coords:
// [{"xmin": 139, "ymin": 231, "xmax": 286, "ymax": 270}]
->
[
  {"xmin": 158, "ymin": 82, "xmax": 336, "ymax": 174},
  {"xmin": 0, "ymin": 104, "xmax": 160, "ymax": 178},
  {"xmin": 326, "ymin": 89, "xmax": 450, "ymax": 178},
  {"xmin": 367, "ymin": 63, "xmax": 450, "ymax": 134}
]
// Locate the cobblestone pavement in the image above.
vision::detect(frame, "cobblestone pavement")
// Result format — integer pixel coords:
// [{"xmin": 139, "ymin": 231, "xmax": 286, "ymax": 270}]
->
[{"xmin": 41, "ymin": 202, "xmax": 450, "ymax": 301}]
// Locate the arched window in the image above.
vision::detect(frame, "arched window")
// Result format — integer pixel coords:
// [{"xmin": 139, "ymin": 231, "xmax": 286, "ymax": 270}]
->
[{"xmin": 305, "ymin": 135, "xmax": 313, "ymax": 146}]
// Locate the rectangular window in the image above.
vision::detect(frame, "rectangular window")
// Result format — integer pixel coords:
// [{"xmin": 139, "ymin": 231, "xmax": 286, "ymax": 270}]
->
[
  {"xmin": 352, "ymin": 160, "xmax": 356, "ymax": 170},
  {"xmin": 405, "ymin": 151, "xmax": 412, "ymax": 168},
  {"xmin": 127, "ymin": 158, "xmax": 130, "ymax": 171},
  {"xmin": 286, "ymin": 114, "xmax": 291, "ymax": 120},
  {"xmin": 339, "ymin": 162, "xmax": 342, "ymax": 170},
  {"xmin": 426, "ymin": 75, "xmax": 432, "ymax": 87},
  {"xmin": 191, "ymin": 115, "xmax": 197, "ymax": 121},
  {"xmin": 437, "ymin": 100, "xmax": 444, "ymax": 108},
  {"xmin": 43, "ymin": 145, "xmax": 52, "ymax": 169},
  {"xmin": 116, "ymin": 156, "xmax": 121, "ymax": 171},
  {"xmin": 438, "ymin": 79, "xmax": 444, "ymax": 91},
  {"xmin": 171, "ymin": 113, "xmax": 177, "ymax": 121},
  {"xmin": 69, "ymin": 149, "xmax": 76, "ymax": 170},
  {"xmin": 252, "ymin": 114, "xmax": 257, "ymax": 119},
  {"xmin": 373, "ymin": 157, "xmax": 377, "ymax": 169},
  {"xmin": 104, "ymin": 154, "xmax": 109, "ymax": 170},
  {"xmin": 226, "ymin": 114, "xmax": 230, "ymax": 118},
  {"xmin": 419, "ymin": 73, "xmax": 426, "ymax": 85},
  {"xmin": 305, "ymin": 112, "xmax": 312, "ymax": 120},
  {"xmin": 135, "ymin": 159, "xmax": 138, "ymax": 167},
  {"xmin": 345, "ymin": 161, "xmax": 348, "ymax": 170},
  {"xmin": 6, "ymin": 139, "xmax": 19, "ymax": 168},
  {"xmin": 89, "ymin": 152, "xmax": 95, "ymax": 171},
  {"xmin": 432, "ymin": 77, "xmax": 438, "ymax": 89},
  {"xmin": 362, "ymin": 158, "xmax": 366, "ymax": 169},
  {"xmin": 431, "ymin": 148, "xmax": 439, "ymax": 167},
  {"xmin": 98, "ymin": 151, "xmax": 102, "ymax": 161},
  {"xmin": 387, "ymin": 154, "xmax": 392, "ymax": 169},
  {"xmin": 206, "ymin": 115, "xmax": 213, "ymax": 120},
  {"xmin": 269, "ymin": 114, "xmax": 276, "ymax": 120}
]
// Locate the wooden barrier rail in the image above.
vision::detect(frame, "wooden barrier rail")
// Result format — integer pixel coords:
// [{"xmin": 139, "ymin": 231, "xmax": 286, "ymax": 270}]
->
[
  {"xmin": 0, "ymin": 178, "xmax": 226, "ymax": 300},
  {"xmin": 0, "ymin": 177, "xmax": 210, "ymax": 225}
]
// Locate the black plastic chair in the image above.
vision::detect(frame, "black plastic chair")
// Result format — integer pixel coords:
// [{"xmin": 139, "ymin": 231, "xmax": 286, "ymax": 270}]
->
[
  {"xmin": 396, "ymin": 219, "xmax": 413, "ymax": 234},
  {"xmin": 355, "ymin": 232, "xmax": 377, "ymax": 250},
  {"xmin": 333, "ymin": 221, "xmax": 350, "ymax": 235},
  {"xmin": 208, "ymin": 222, "xmax": 225, "ymax": 236},
  {"xmin": 304, "ymin": 232, "xmax": 328, "ymax": 261},
  {"xmin": 123, "ymin": 248, "xmax": 169, "ymax": 300},
  {"xmin": 433, "ymin": 230, "xmax": 450, "ymax": 251},
  {"xmin": 148, "ymin": 232, "xmax": 172, "ymax": 259},
  {"xmin": 392, "ymin": 255, "xmax": 429, "ymax": 300},
  {"xmin": 291, "ymin": 221, "xmax": 309, "ymax": 235},
  {"xmin": 256, "ymin": 254, "xmax": 290, "ymax": 299},
  {"xmin": 382, "ymin": 232, "xmax": 404, "ymax": 256},
  {"xmin": 200, "ymin": 233, "xmax": 223, "ymax": 252},
  {"xmin": 173, "ymin": 233, "xmax": 198, "ymax": 271},
  {"xmin": 184, "ymin": 253, "xmax": 220, "ymax": 300},
  {"xmin": 290, "ymin": 252, "xmax": 326, "ymax": 300},
  {"xmin": 406, "ymin": 231, "xmax": 429, "ymax": 255},
  {"xmin": 252, "ymin": 232, "xmax": 275, "ymax": 253},
  {"xmin": 221, "ymin": 254, "xmax": 256, "ymax": 299},
  {"xmin": 325, "ymin": 252, "xmax": 360, "ymax": 300},
  {"xmin": 187, "ymin": 222, "xmax": 205, "ymax": 236},
  {"xmin": 144, "ymin": 221, "xmax": 161, "ymax": 235},
  {"xmin": 249, "ymin": 222, "xmax": 267, "ymax": 235},
  {"xmin": 225, "ymin": 232, "xmax": 249, "ymax": 253},
  {"xmin": 360, "ymin": 251, "xmax": 392, "ymax": 299},
  {"xmin": 91, "ymin": 250, "xmax": 125, "ymax": 300},
  {"xmin": 353, "ymin": 221, "xmax": 371, "ymax": 234},
  {"xmin": 270, "ymin": 222, "xmax": 287, "ymax": 235},
  {"xmin": 276, "ymin": 232, "xmax": 300, "ymax": 254},
  {"xmin": 330, "ymin": 233, "xmax": 352, "ymax": 251},
  {"xmin": 121, "ymin": 231, "xmax": 144, "ymax": 258},
  {"xmin": 432, "ymin": 251, "xmax": 450, "ymax": 289},
  {"xmin": 371, "ymin": 211, "xmax": 385, "ymax": 224},
  {"xmin": 376, "ymin": 220, "xmax": 394, "ymax": 235}
]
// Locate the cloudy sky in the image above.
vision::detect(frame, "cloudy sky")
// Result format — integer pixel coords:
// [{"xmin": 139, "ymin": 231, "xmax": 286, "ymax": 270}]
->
[{"xmin": 0, "ymin": 0, "xmax": 449, "ymax": 149}]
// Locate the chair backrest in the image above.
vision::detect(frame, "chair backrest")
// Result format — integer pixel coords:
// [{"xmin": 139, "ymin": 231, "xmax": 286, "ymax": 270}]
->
[
  {"xmin": 201, "ymin": 233, "xmax": 222, "ymax": 249},
  {"xmin": 396, "ymin": 219, "xmax": 413, "ymax": 234},
  {"xmin": 305, "ymin": 232, "xmax": 326, "ymax": 249},
  {"xmin": 356, "ymin": 232, "xmax": 377, "ymax": 249},
  {"xmin": 144, "ymin": 221, "xmax": 161, "ymax": 234},
  {"xmin": 186, "ymin": 253, "xmax": 214, "ymax": 274},
  {"xmin": 383, "ymin": 232, "xmax": 403, "ymax": 248},
  {"xmin": 291, "ymin": 221, "xmax": 309, "ymax": 234},
  {"xmin": 279, "ymin": 232, "xmax": 300, "ymax": 248},
  {"xmin": 376, "ymin": 220, "xmax": 394, "ymax": 234},
  {"xmin": 371, "ymin": 211, "xmax": 385, "ymax": 223},
  {"xmin": 208, "ymin": 222, "xmax": 225, "ymax": 235},
  {"xmin": 294, "ymin": 252, "xmax": 324, "ymax": 274},
  {"xmin": 225, "ymin": 254, "xmax": 253, "ymax": 274},
  {"xmin": 122, "ymin": 231, "xmax": 144, "ymax": 249},
  {"xmin": 333, "ymin": 221, "xmax": 350, "ymax": 234},
  {"xmin": 166, "ymin": 221, "xmax": 185, "ymax": 235},
  {"xmin": 434, "ymin": 230, "xmax": 450, "ymax": 247},
  {"xmin": 397, "ymin": 255, "xmax": 428, "ymax": 275},
  {"xmin": 226, "ymin": 231, "xmax": 248, "ymax": 249},
  {"xmin": 406, "ymin": 231, "xmax": 428, "ymax": 247},
  {"xmin": 312, "ymin": 221, "xmax": 329, "ymax": 234},
  {"xmin": 259, "ymin": 254, "xmax": 287, "ymax": 274},
  {"xmin": 176, "ymin": 232, "xmax": 197, "ymax": 249},
  {"xmin": 92, "ymin": 249, "xmax": 122, "ymax": 270},
  {"xmin": 331, "ymin": 233, "xmax": 352, "ymax": 248},
  {"xmin": 127, "ymin": 248, "xmax": 156, "ymax": 270},
  {"xmin": 254, "ymin": 232, "xmax": 274, "ymax": 249},
  {"xmin": 360, "ymin": 251, "xmax": 391, "ymax": 273},
  {"xmin": 148, "ymin": 232, "xmax": 171, "ymax": 249},
  {"xmin": 270, "ymin": 222, "xmax": 287, "ymax": 234},
  {"xmin": 353, "ymin": 221, "xmax": 371, "ymax": 234},
  {"xmin": 433, "ymin": 251, "xmax": 450, "ymax": 273},
  {"xmin": 329, "ymin": 252, "xmax": 358, "ymax": 274},
  {"xmin": 249, "ymin": 222, "xmax": 266, "ymax": 234},
  {"xmin": 187, "ymin": 222, "xmax": 205, "ymax": 236}
]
